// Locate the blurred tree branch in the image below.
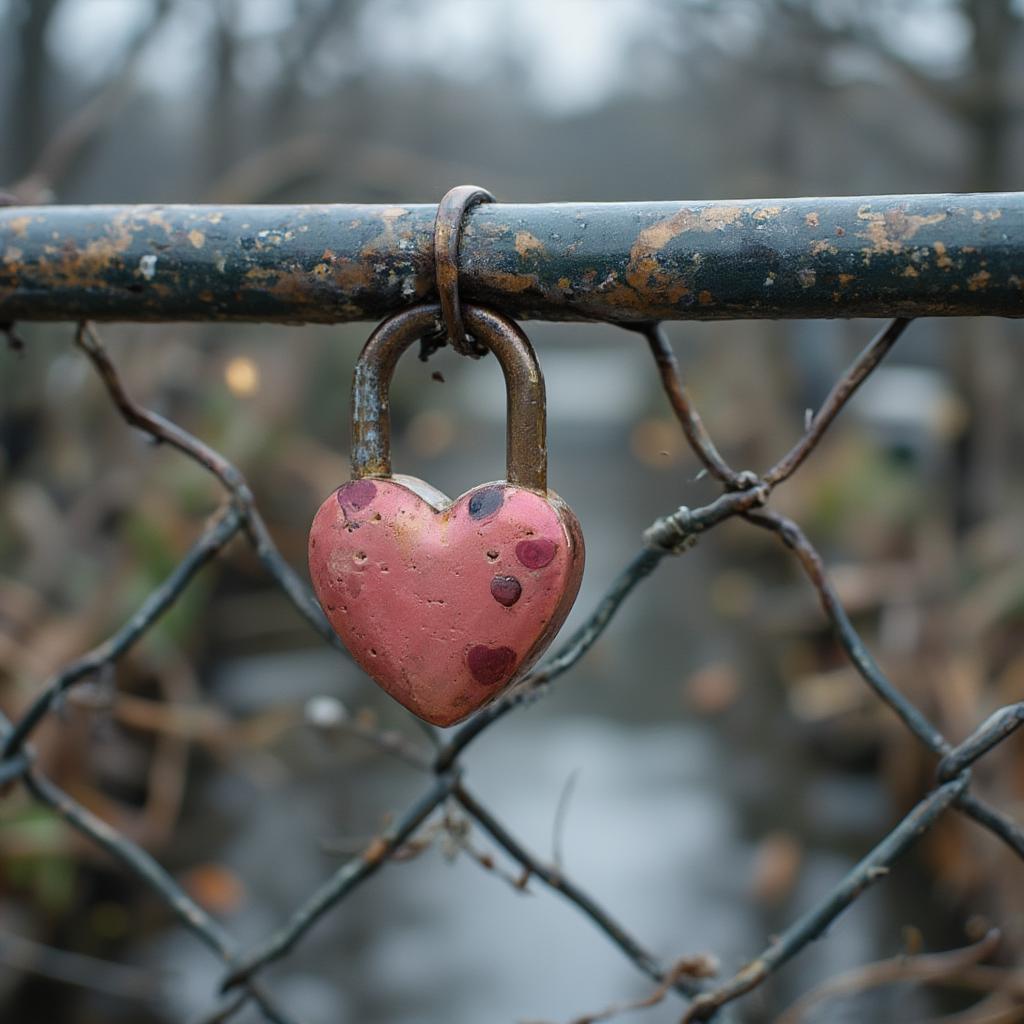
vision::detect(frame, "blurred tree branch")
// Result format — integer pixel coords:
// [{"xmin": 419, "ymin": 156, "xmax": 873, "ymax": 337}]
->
[{"xmin": 8, "ymin": 0, "xmax": 175, "ymax": 202}]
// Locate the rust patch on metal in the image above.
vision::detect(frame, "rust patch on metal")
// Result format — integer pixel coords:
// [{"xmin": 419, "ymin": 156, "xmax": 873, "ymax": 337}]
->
[
  {"xmin": 514, "ymin": 231, "xmax": 545, "ymax": 259},
  {"xmin": 856, "ymin": 206, "xmax": 947, "ymax": 259},
  {"xmin": 624, "ymin": 205, "xmax": 740, "ymax": 305},
  {"xmin": 4, "ymin": 197, "xmax": 1023, "ymax": 322},
  {"xmin": 144, "ymin": 210, "xmax": 175, "ymax": 233},
  {"xmin": 320, "ymin": 249, "xmax": 379, "ymax": 292},
  {"xmin": 478, "ymin": 270, "xmax": 538, "ymax": 295},
  {"xmin": 240, "ymin": 259, "xmax": 367, "ymax": 319},
  {"xmin": 362, "ymin": 837, "xmax": 390, "ymax": 864},
  {"xmin": 809, "ymin": 240, "xmax": 838, "ymax": 256},
  {"xmin": 636, "ymin": 204, "xmax": 742, "ymax": 253},
  {"xmin": 188, "ymin": 229, "xmax": 205, "ymax": 249},
  {"xmin": 16, "ymin": 209, "xmax": 139, "ymax": 295}
]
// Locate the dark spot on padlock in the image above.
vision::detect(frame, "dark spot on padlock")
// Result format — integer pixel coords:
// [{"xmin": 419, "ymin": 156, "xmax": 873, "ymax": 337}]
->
[
  {"xmin": 490, "ymin": 575, "xmax": 522, "ymax": 606},
  {"xmin": 468, "ymin": 486, "xmax": 504, "ymax": 520},
  {"xmin": 467, "ymin": 645, "xmax": 517, "ymax": 686},
  {"xmin": 486, "ymin": 550, "xmax": 499, "ymax": 561},
  {"xmin": 337, "ymin": 479, "xmax": 377, "ymax": 514},
  {"xmin": 516, "ymin": 538, "xmax": 557, "ymax": 569}
]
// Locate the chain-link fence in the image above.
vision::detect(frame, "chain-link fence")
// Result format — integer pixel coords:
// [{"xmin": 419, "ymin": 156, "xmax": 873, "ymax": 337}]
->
[{"xmin": 3, "ymin": 196, "xmax": 1024, "ymax": 1023}]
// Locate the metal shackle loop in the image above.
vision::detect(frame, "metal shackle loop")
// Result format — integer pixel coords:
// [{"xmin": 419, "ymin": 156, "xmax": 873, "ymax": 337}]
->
[{"xmin": 351, "ymin": 303, "xmax": 548, "ymax": 493}]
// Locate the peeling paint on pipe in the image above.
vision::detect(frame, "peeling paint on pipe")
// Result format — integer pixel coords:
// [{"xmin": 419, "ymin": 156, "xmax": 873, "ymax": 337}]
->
[{"xmin": 1, "ymin": 194, "xmax": 1022, "ymax": 324}]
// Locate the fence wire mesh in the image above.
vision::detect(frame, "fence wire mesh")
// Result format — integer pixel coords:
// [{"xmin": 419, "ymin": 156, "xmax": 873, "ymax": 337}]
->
[{"xmin": 3, "ymin": 307, "xmax": 1024, "ymax": 1024}]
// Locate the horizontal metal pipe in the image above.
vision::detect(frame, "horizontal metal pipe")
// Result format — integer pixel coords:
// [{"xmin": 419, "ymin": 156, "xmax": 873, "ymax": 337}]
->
[{"xmin": 1, "ymin": 193, "xmax": 1022, "ymax": 324}]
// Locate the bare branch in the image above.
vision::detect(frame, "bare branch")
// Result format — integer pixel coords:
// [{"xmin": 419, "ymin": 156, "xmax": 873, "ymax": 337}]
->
[
  {"xmin": 525, "ymin": 956, "xmax": 718, "ymax": 1024},
  {"xmin": 681, "ymin": 777, "xmax": 970, "ymax": 1022},
  {"xmin": 776, "ymin": 928, "xmax": 1003, "ymax": 1024},
  {"xmin": 629, "ymin": 321, "xmax": 741, "ymax": 487},
  {"xmin": 454, "ymin": 781, "xmax": 701, "ymax": 1000},
  {"xmin": 9, "ymin": 0, "xmax": 176, "ymax": 202},
  {"xmin": 552, "ymin": 768, "xmax": 580, "ymax": 871},
  {"xmin": 0, "ymin": 929, "xmax": 164, "ymax": 1002}
]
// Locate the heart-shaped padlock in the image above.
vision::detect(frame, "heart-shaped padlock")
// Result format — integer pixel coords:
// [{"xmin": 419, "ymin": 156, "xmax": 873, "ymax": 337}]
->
[{"xmin": 308, "ymin": 303, "xmax": 584, "ymax": 726}]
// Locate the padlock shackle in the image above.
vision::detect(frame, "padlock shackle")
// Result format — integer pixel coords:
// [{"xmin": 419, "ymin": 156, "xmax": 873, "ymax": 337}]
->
[{"xmin": 351, "ymin": 303, "xmax": 547, "ymax": 493}]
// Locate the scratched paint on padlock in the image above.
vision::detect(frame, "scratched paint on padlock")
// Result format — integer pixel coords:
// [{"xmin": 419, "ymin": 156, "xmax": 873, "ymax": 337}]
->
[{"xmin": 308, "ymin": 476, "xmax": 584, "ymax": 726}]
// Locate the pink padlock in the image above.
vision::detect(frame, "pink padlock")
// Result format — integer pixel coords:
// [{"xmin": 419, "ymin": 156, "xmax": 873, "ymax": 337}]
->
[{"xmin": 308, "ymin": 304, "xmax": 584, "ymax": 726}]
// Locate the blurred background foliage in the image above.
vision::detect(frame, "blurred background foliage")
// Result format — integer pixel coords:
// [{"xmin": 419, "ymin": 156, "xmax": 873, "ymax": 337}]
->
[{"xmin": 3, "ymin": 1, "xmax": 1024, "ymax": 1022}]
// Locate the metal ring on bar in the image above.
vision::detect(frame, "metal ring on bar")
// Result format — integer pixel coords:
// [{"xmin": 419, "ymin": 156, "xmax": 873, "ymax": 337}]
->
[{"xmin": 433, "ymin": 184, "xmax": 495, "ymax": 358}]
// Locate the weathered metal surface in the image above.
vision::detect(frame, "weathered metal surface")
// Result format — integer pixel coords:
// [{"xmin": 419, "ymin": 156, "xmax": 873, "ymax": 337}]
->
[
  {"xmin": 351, "ymin": 304, "xmax": 547, "ymax": 492},
  {"xmin": 308, "ymin": 477, "xmax": 585, "ymax": 726},
  {"xmin": 1, "ymin": 193, "xmax": 1022, "ymax": 323}
]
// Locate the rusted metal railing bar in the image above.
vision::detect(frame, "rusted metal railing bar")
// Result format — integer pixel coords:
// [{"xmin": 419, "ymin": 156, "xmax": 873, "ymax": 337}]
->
[{"xmin": 2, "ymin": 193, "xmax": 1022, "ymax": 324}]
